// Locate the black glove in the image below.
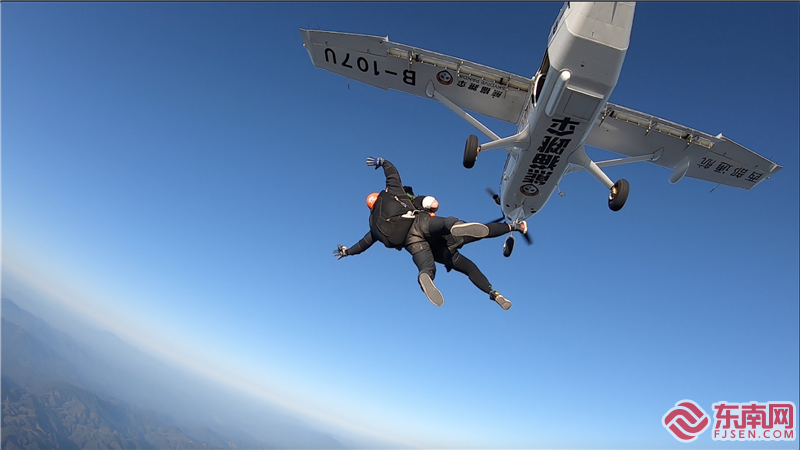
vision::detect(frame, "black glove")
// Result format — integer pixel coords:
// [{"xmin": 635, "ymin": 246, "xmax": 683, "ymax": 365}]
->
[
  {"xmin": 365, "ymin": 156, "xmax": 384, "ymax": 170},
  {"xmin": 334, "ymin": 245, "xmax": 348, "ymax": 260}
]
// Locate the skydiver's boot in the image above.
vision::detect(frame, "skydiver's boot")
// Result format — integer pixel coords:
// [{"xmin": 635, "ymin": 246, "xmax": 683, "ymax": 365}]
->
[
  {"xmin": 419, "ymin": 273, "xmax": 444, "ymax": 307},
  {"xmin": 489, "ymin": 290, "xmax": 512, "ymax": 310},
  {"xmin": 450, "ymin": 221, "xmax": 490, "ymax": 238},
  {"xmin": 510, "ymin": 220, "xmax": 528, "ymax": 235}
]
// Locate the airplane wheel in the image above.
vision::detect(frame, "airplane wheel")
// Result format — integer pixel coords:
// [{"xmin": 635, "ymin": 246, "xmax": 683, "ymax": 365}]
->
[
  {"xmin": 463, "ymin": 135, "xmax": 479, "ymax": 169},
  {"xmin": 608, "ymin": 179, "xmax": 630, "ymax": 212},
  {"xmin": 503, "ymin": 235, "xmax": 515, "ymax": 257}
]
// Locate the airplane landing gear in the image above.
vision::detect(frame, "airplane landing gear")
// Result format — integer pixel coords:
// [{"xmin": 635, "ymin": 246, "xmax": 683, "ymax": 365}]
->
[
  {"xmin": 568, "ymin": 145, "xmax": 631, "ymax": 212},
  {"xmin": 503, "ymin": 235, "xmax": 515, "ymax": 257},
  {"xmin": 463, "ymin": 135, "xmax": 479, "ymax": 169},
  {"xmin": 608, "ymin": 179, "xmax": 630, "ymax": 211}
]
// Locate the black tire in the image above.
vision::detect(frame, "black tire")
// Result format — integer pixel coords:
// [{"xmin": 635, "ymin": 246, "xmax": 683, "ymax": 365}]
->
[
  {"xmin": 463, "ymin": 135, "xmax": 479, "ymax": 169},
  {"xmin": 608, "ymin": 179, "xmax": 630, "ymax": 212},
  {"xmin": 503, "ymin": 235, "xmax": 515, "ymax": 257}
]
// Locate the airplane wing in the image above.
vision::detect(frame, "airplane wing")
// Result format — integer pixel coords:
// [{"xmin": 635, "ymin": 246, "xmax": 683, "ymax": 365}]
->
[
  {"xmin": 300, "ymin": 29, "xmax": 531, "ymax": 124},
  {"xmin": 585, "ymin": 103, "xmax": 782, "ymax": 189}
]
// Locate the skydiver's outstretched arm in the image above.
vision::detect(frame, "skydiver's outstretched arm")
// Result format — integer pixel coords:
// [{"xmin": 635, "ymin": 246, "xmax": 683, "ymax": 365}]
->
[
  {"xmin": 367, "ymin": 157, "xmax": 405, "ymax": 197},
  {"xmin": 380, "ymin": 160, "xmax": 406, "ymax": 197},
  {"xmin": 342, "ymin": 231, "xmax": 375, "ymax": 256}
]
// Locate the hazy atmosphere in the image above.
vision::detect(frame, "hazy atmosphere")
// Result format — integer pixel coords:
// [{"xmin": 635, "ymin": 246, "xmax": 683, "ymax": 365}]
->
[{"xmin": 3, "ymin": 2, "xmax": 798, "ymax": 449}]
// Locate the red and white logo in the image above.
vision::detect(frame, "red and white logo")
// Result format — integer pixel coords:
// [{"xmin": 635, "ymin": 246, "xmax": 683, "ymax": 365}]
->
[
  {"xmin": 712, "ymin": 401, "xmax": 796, "ymax": 441},
  {"xmin": 662, "ymin": 400, "xmax": 711, "ymax": 443}
]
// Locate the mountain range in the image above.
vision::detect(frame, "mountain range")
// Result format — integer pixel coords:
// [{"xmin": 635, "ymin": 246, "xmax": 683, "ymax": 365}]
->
[{"xmin": 1, "ymin": 297, "xmax": 347, "ymax": 449}]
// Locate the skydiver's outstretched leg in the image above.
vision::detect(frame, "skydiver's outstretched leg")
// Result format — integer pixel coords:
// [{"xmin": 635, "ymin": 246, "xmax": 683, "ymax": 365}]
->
[
  {"xmin": 450, "ymin": 252, "xmax": 491, "ymax": 293},
  {"xmin": 457, "ymin": 222, "xmax": 516, "ymax": 247},
  {"xmin": 407, "ymin": 241, "xmax": 444, "ymax": 307},
  {"xmin": 425, "ymin": 216, "xmax": 489, "ymax": 239},
  {"xmin": 450, "ymin": 252, "xmax": 512, "ymax": 310},
  {"xmin": 404, "ymin": 215, "xmax": 496, "ymax": 308},
  {"xmin": 448, "ymin": 221, "xmax": 525, "ymax": 254},
  {"xmin": 405, "ymin": 229, "xmax": 444, "ymax": 306}
]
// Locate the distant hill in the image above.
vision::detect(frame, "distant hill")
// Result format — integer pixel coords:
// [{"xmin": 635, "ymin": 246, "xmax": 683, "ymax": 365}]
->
[
  {"xmin": 1, "ymin": 298, "xmax": 275, "ymax": 449},
  {"xmin": 2, "ymin": 376, "xmax": 245, "ymax": 450}
]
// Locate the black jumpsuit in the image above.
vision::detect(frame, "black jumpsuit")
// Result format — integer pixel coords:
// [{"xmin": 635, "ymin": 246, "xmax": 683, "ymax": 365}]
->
[
  {"xmin": 344, "ymin": 160, "xmax": 460, "ymax": 280},
  {"xmin": 412, "ymin": 195, "xmax": 510, "ymax": 294}
]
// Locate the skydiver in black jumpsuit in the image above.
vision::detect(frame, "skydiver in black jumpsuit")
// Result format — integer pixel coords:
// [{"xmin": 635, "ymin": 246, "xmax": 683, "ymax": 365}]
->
[
  {"xmin": 334, "ymin": 157, "xmax": 490, "ymax": 307},
  {"xmin": 405, "ymin": 186, "xmax": 527, "ymax": 310}
]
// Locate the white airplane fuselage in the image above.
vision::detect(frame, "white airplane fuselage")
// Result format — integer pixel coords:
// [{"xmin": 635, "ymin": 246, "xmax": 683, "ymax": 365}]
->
[{"xmin": 500, "ymin": 2, "xmax": 634, "ymax": 222}]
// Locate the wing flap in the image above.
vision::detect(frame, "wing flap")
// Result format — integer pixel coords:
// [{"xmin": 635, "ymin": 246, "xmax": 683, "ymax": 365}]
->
[
  {"xmin": 300, "ymin": 29, "xmax": 531, "ymax": 124},
  {"xmin": 585, "ymin": 103, "xmax": 782, "ymax": 189}
]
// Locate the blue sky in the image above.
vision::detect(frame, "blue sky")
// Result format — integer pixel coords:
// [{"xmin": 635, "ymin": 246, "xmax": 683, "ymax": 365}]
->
[{"xmin": 2, "ymin": 2, "xmax": 798, "ymax": 448}]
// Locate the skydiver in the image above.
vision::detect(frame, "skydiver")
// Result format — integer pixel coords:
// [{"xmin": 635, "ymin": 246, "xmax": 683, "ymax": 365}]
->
[
  {"xmin": 334, "ymin": 157, "xmax": 490, "ymax": 307},
  {"xmin": 404, "ymin": 186, "xmax": 527, "ymax": 310}
]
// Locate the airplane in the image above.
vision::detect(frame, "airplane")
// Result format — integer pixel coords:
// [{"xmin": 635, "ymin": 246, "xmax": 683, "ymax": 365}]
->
[{"xmin": 300, "ymin": 2, "xmax": 782, "ymax": 257}]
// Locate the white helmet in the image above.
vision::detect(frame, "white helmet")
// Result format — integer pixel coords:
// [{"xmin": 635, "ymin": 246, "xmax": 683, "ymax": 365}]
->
[{"xmin": 421, "ymin": 196, "xmax": 438, "ymax": 210}]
